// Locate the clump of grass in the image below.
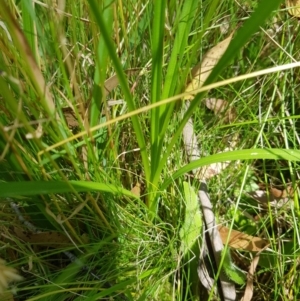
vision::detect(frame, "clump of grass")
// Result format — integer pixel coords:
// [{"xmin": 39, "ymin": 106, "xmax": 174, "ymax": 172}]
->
[{"xmin": 1, "ymin": 0, "xmax": 300, "ymax": 300}]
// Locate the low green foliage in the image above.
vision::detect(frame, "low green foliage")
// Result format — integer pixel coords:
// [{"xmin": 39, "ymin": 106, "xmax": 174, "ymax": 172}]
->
[
  {"xmin": 180, "ymin": 182, "xmax": 202, "ymax": 255},
  {"xmin": 180, "ymin": 182, "xmax": 202, "ymax": 298},
  {"xmin": 222, "ymin": 249, "xmax": 247, "ymax": 286}
]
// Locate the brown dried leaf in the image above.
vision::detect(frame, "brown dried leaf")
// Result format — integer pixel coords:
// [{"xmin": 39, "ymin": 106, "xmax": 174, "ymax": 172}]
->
[
  {"xmin": 286, "ymin": 0, "xmax": 300, "ymax": 17},
  {"xmin": 218, "ymin": 225, "xmax": 269, "ymax": 252},
  {"xmin": 62, "ymin": 107, "xmax": 79, "ymax": 129},
  {"xmin": 12, "ymin": 227, "xmax": 71, "ymax": 248},
  {"xmin": 205, "ymin": 98, "xmax": 228, "ymax": 113},
  {"xmin": 248, "ymin": 185, "xmax": 293, "ymax": 208},
  {"xmin": 104, "ymin": 68, "xmax": 140, "ymax": 96},
  {"xmin": 0, "ymin": 259, "xmax": 23, "ymax": 294},
  {"xmin": 131, "ymin": 182, "xmax": 141, "ymax": 197},
  {"xmin": 204, "ymin": 98, "xmax": 237, "ymax": 123},
  {"xmin": 269, "ymin": 186, "xmax": 294, "ymax": 199},
  {"xmin": 241, "ymin": 255, "xmax": 260, "ymax": 301},
  {"xmin": 184, "ymin": 32, "xmax": 234, "ymax": 100}
]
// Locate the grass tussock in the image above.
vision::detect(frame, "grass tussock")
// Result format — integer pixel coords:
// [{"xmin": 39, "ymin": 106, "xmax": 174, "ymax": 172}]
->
[{"xmin": 0, "ymin": 0, "xmax": 300, "ymax": 300}]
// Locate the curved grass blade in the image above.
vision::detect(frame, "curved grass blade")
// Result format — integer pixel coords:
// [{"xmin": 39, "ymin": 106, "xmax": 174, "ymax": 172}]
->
[
  {"xmin": 162, "ymin": 148, "xmax": 300, "ymax": 189},
  {"xmin": 204, "ymin": 0, "xmax": 284, "ymax": 87}
]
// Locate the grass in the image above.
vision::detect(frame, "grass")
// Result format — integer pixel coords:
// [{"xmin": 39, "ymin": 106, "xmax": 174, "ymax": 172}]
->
[{"xmin": 0, "ymin": 0, "xmax": 300, "ymax": 300}]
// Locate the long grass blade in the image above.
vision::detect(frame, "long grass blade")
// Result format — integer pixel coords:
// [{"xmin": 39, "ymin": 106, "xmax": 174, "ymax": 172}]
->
[
  {"xmin": 162, "ymin": 148, "xmax": 300, "ymax": 189},
  {"xmin": 0, "ymin": 181, "xmax": 138, "ymax": 199}
]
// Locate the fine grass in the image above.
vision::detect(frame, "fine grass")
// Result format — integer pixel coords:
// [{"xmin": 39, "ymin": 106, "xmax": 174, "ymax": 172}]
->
[{"xmin": 0, "ymin": 0, "xmax": 300, "ymax": 300}]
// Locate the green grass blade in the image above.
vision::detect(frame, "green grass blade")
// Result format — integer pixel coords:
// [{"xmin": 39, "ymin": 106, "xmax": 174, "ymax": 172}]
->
[
  {"xmin": 150, "ymin": 0, "xmax": 166, "ymax": 181},
  {"xmin": 0, "ymin": 181, "xmax": 138, "ymax": 199},
  {"xmin": 21, "ymin": 0, "xmax": 37, "ymax": 61},
  {"xmin": 159, "ymin": 0, "xmax": 198, "ymax": 143},
  {"xmin": 90, "ymin": 0, "xmax": 113, "ymax": 127},
  {"xmin": 162, "ymin": 148, "xmax": 300, "ymax": 189},
  {"xmin": 148, "ymin": 0, "xmax": 200, "ymax": 212},
  {"xmin": 161, "ymin": 1, "xmax": 196, "ymax": 99}
]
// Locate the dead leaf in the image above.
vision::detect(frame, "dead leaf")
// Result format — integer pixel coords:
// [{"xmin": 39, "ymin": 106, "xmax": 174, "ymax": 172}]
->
[
  {"xmin": 220, "ymin": 17, "xmax": 230, "ymax": 35},
  {"xmin": 247, "ymin": 185, "xmax": 293, "ymax": 208},
  {"xmin": 204, "ymin": 98, "xmax": 237, "ymax": 123},
  {"xmin": 131, "ymin": 182, "xmax": 141, "ymax": 197},
  {"xmin": 184, "ymin": 32, "xmax": 234, "ymax": 100},
  {"xmin": 205, "ymin": 98, "xmax": 229, "ymax": 113},
  {"xmin": 269, "ymin": 185, "xmax": 294, "ymax": 199},
  {"xmin": 286, "ymin": 0, "xmax": 300, "ymax": 17},
  {"xmin": 103, "ymin": 68, "xmax": 140, "ymax": 97},
  {"xmin": 62, "ymin": 107, "xmax": 80, "ymax": 129},
  {"xmin": 12, "ymin": 227, "xmax": 71, "ymax": 248},
  {"xmin": 182, "ymin": 34, "xmax": 237, "ymax": 181},
  {"xmin": 241, "ymin": 254, "xmax": 260, "ymax": 301},
  {"xmin": 241, "ymin": 242, "xmax": 270, "ymax": 301},
  {"xmin": 0, "ymin": 259, "xmax": 23, "ymax": 294},
  {"xmin": 218, "ymin": 225, "xmax": 269, "ymax": 252}
]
